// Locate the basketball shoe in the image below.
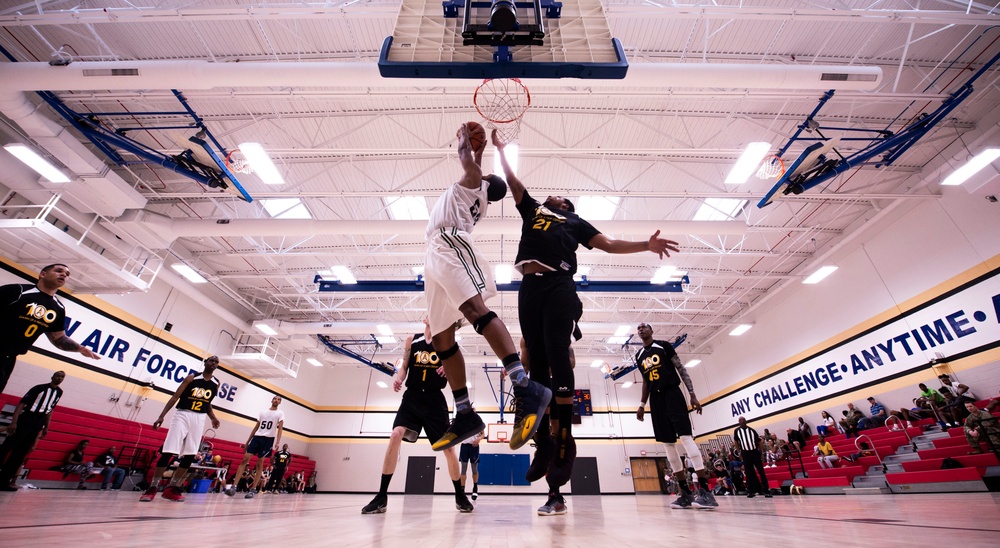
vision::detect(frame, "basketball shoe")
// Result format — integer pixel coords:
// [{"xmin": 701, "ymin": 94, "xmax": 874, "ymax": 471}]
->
[
  {"xmin": 545, "ymin": 433, "xmax": 576, "ymax": 488},
  {"xmin": 692, "ymin": 490, "xmax": 719, "ymax": 509},
  {"xmin": 161, "ymin": 485, "xmax": 186, "ymax": 502},
  {"xmin": 669, "ymin": 492, "xmax": 693, "ymax": 509},
  {"xmin": 508, "ymin": 380, "xmax": 552, "ymax": 450},
  {"xmin": 431, "ymin": 410, "xmax": 485, "ymax": 451},
  {"xmin": 525, "ymin": 434, "xmax": 555, "ymax": 483},
  {"xmin": 537, "ymin": 494, "xmax": 567, "ymax": 516},
  {"xmin": 361, "ymin": 494, "xmax": 388, "ymax": 514},
  {"xmin": 139, "ymin": 485, "xmax": 158, "ymax": 502},
  {"xmin": 456, "ymin": 493, "xmax": 474, "ymax": 513}
]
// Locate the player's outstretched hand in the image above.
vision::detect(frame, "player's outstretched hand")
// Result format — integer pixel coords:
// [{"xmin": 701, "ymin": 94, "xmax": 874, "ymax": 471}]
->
[
  {"xmin": 491, "ymin": 128, "xmax": 504, "ymax": 149},
  {"xmin": 647, "ymin": 230, "xmax": 680, "ymax": 259},
  {"xmin": 393, "ymin": 376, "xmax": 404, "ymax": 392},
  {"xmin": 456, "ymin": 124, "xmax": 471, "ymax": 153}
]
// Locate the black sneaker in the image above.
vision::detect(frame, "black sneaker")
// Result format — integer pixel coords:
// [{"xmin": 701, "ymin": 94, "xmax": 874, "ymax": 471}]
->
[
  {"xmin": 546, "ymin": 434, "xmax": 576, "ymax": 488},
  {"xmin": 525, "ymin": 434, "xmax": 556, "ymax": 483},
  {"xmin": 455, "ymin": 493, "xmax": 474, "ymax": 513},
  {"xmin": 361, "ymin": 494, "xmax": 388, "ymax": 514},
  {"xmin": 431, "ymin": 410, "xmax": 485, "ymax": 451},
  {"xmin": 508, "ymin": 380, "xmax": 552, "ymax": 450},
  {"xmin": 537, "ymin": 494, "xmax": 567, "ymax": 516},
  {"xmin": 669, "ymin": 493, "xmax": 693, "ymax": 509}
]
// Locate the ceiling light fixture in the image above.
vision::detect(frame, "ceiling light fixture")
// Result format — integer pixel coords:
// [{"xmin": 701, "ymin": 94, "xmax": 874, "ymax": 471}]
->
[
  {"xmin": 238, "ymin": 142, "xmax": 285, "ymax": 185},
  {"xmin": 170, "ymin": 263, "xmax": 208, "ymax": 284},
  {"xmin": 725, "ymin": 142, "xmax": 772, "ymax": 185},
  {"xmin": 685, "ymin": 359, "xmax": 702, "ymax": 368},
  {"xmin": 306, "ymin": 358, "xmax": 323, "ymax": 367},
  {"xmin": 729, "ymin": 324, "xmax": 753, "ymax": 336},
  {"xmin": 331, "ymin": 265, "xmax": 357, "ymax": 285},
  {"xmin": 803, "ymin": 265, "xmax": 839, "ymax": 284},
  {"xmin": 253, "ymin": 320, "xmax": 279, "ymax": 336},
  {"xmin": 941, "ymin": 148, "xmax": 1000, "ymax": 186},
  {"xmin": 4, "ymin": 143, "xmax": 71, "ymax": 183}
]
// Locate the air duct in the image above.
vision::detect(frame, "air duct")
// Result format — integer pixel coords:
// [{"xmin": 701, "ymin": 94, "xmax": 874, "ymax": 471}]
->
[
  {"xmin": 0, "ymin": 60, "xmax": 882, "ymax": 91},
  {"xmin": 108, "ymin": 210, "xmax": 746, "ymax": 249}
]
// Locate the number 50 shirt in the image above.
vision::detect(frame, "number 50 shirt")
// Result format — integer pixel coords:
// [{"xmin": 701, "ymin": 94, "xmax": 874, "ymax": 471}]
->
[{"xmin": 256, "ymin": 409, "xmax": 286, "ymax": 438}]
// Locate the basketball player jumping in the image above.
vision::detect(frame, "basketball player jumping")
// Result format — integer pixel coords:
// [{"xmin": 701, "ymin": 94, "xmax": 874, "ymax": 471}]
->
[
  {"xmin": 362, "ymin": 320, "xmax": 474, "ymax": 514},
  {"xmin": 635, "ymin": 323, "xmax": 717, "ymax": 509},
  {"xmin": 141, "ymin": 356, "xmax": 222, "ymax": 503},
  {"xmin": 225, "ymin": 395, "xmax": 284, "ymax": 499},
  {"xmin": 425, "ymin": 122, "xmax": 551, "ymax": 452},
  {"xmin": 492, "ymin": 130, "xmax": 677, "ymax": 515}
]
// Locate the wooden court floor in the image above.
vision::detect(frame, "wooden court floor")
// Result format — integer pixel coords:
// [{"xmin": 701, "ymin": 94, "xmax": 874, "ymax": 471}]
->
[{"xmin": 1, "ymin": 490, "xmax": 998, "ymax": 547}]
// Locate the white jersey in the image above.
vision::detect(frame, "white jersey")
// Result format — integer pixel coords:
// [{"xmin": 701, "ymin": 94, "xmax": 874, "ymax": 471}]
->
[
  {"xmin": 426, "ymin": 180, "xmax": 489, "ymax": 238},
  {"xmin": 256, "ymin": 408, "xmax": 285, "ymax": 437}
]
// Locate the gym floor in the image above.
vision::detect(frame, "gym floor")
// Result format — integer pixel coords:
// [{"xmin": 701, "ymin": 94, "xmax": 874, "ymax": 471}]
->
[{"xmin": 1, "ymin": 490, "xmax": 998, "ymax": 546}]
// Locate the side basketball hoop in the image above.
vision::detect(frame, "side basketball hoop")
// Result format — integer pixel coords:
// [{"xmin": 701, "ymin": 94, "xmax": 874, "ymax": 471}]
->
[
  {"xmin": 474, "ymin": 78, "xmax": 531, "ymax": 145},
  {"xmin": 757, "ymin": 154, "xmax": 785, "ymax": 179},
  {"xmin": 486, "ymin": 422, "xmax": 513, "ymax": 443},
  {"xmin": 225, "ymin": 149, "xmax": 254, "ymax": 175}
]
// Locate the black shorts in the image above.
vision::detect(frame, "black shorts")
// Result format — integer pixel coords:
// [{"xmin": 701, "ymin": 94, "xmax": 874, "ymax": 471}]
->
[
  {"xmin": 393, "ymin": 389, "xmax": 449, "ymax": 445},
  {"xmin": 246, "ymin": 436, "xmax": 275, "ymax": 458},
  {"xmin": 0, "ymin": 353, "xmax": 18, "ymax": 394},
  {"xmin": 649, "ymin": 385, "xmax": 692, "ymax": 443},
  {"xmin": 459, "ymin": 443, "xmax": 480, "ymax": 463}
]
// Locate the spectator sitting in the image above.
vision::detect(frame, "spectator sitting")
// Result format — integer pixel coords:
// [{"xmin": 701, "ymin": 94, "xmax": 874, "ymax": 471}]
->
[
  {"xmin": 797, "ymin": 416, "xmax": 812, "ymax": 442},
  {"xmin": 863, "ymin": 397, "xmax": 888, "ymax": 429},
  {"xmin": 963, "ymin": 401, "xmax": 1000, "ymax": 455},
  {"xmin": 919, "ymin": 382, "xmax": 957, "ymax": 427},
  {"xmin": 712, "ymin": 462, "xmax": 734, "ymax": 496},
  {"xmin": 813, "ymin": 435, "xmax": 839, "ymax": 468},
  {"xmin": 840, "ymin": 410, "xmax": 860, "ymax": 439},
  {"xmin": 817, "ymin": 411, "xmax": 836, "ymax": 435},
  {"xmin": 60, "ymin": 439, "xmax": 96, "ymax": 489},
  {"xmin": 94, "ymin": 445, "xmax": 126, "ymax": 491},
  {"xmin": 766, "ymin": 436, "xmax": 787, "ymax": 468},
  {"xmin": 305, "ymin": 471, "xmax": 318, "ymax": 494},
  {"xmin": 842, "ymin": 441, "xmax": 875, "ymax": 463},
  {"xmin": 786, "ymin": 427, "xmax": 805, "ymax": 452},
  {"xmin": 939, "ymin": 374, "xmax": 978, "ymax": 421}
]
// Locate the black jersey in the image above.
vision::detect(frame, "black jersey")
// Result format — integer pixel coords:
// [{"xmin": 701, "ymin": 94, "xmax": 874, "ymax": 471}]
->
[
  {"xmin": 514, "ymin": 191, "xmax": 601, "ymax": 275},
  {"xmin": 635, "ymin": 340, "xmax": 681, "ymax": 392},
  {"xmin": 405, "ymin": 334, "xmax": 447, "ymax": 391},
  {"xmin": 273, "ymin": 450, "xmax": 292, "ymax": 467},
  {"xmin": 0, "ymin": 284, "xmax": 67, "ymax": 355},
  {"xmin": 176, "ymin": 374, "xmax": 219, "ymax": 413}
]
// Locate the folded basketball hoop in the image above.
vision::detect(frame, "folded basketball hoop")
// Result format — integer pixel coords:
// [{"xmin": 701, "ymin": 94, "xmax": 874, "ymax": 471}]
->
[{"xmin": 474, "ymin": 78, "xmax": 531, "ymax": 145}]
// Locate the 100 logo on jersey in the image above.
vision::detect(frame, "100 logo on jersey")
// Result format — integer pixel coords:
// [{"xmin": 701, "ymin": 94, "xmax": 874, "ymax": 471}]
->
[{"xmin": 21, "ymin": 302, "xmax": 58, "ymax": 337}]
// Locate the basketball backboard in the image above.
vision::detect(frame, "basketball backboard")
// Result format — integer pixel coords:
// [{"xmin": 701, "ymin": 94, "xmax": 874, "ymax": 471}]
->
[
  {"xmin": 486, "ymin": 422, "xmax": 513, "ymax": 443},
  {"xmin": 758, "ymin": 138, "xmax": 842, "ymax": 208},
  {"xmin": 379, "ymin": 0, "xmax": 627, "ymax": 79}
]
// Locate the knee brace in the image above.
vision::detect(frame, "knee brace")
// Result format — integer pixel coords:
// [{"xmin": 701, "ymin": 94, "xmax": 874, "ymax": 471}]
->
[
  {"xmin": 460, "ymin": 461, "xmax": 469, "ymax": 475},
  {"xmin": 471, "ymin": 461, "xmax": 479, "ymax": 477},
  {"xmin": 178, "ymin": 454, "xmax": 196, "ymax": 468},
  {"xmin": 472, "ymin": 311, "xmax": 497, "ymax": 334},
  {"xmin": 156, "ymin": 452, "xmax": 176, "ymax": 468},
  {"xmin": 679, "ymin": 436, "xmax": 704, "ymax": 470},
  {"xmin": 436, "ymin": 342, "xmax": 459, "ymax": 360},
  {"xmin": 663, "ymin": 443, "xmax": 683, "ymax": 473}
]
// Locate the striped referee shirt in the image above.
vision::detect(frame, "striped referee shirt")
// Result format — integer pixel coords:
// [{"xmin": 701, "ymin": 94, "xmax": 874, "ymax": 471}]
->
[
  {"xmin": 19, "ymin": 383, "xmax": 63, "ymax": 415},
  {"xmin": 733, "ymin": 425, "xmax": 760, "ymax": 452}
]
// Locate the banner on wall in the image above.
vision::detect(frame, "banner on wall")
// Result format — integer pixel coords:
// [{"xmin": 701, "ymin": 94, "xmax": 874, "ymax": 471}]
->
[{"xmin": 711, "ymin": 269, "xmax": 1000, "ymax": 421}]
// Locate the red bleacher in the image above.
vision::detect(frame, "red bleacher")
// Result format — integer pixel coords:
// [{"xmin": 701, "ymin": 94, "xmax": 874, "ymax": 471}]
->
[{"xmin": 1, "ymin": 394, "xmax": 315, "ymax": 488}]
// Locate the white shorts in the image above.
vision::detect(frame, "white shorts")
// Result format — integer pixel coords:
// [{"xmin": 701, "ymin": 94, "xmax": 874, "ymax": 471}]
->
[
  {"xmin": 425, "ymin": 228, "xmax": 497, "ymax": 336},
  {"xmin": 161, "ymin": 409, "xmax": 207, "ymax": 456}
]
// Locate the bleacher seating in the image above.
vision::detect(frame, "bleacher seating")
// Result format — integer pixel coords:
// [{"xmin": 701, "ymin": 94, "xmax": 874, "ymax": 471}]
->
[{"xmin": 0, "ymin": 394, "xmax": 316, "ymax": 489}]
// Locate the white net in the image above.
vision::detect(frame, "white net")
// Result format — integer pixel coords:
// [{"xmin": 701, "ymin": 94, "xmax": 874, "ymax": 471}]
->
[
  {"xmin": 474, "ymin": 78, "xmax": 531, "ymax": 144},
  {"xmin": 226, "ymin": 152, "xmax": 253, "ymax": 174},
  {"xmin": 756, "ymin": 155, "xmax": 784, "ymax": 179}
]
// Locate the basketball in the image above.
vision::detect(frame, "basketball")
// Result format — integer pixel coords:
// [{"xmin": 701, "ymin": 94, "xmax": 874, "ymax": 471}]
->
[
  {"xmin": 467, "ymin": 121, "xmax": 487, "ymax": 151},
  {"xmin": 212, "ymin": 455, "xmax": 222, "ymax": 464}
]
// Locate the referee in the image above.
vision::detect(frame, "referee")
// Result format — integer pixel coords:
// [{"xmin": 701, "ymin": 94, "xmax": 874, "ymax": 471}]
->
[
  {"xmin": 733, "ymin": 416, "xmax": 772, "ymax": 498},
  {"xmin": 0, "ymin": 370, "xmax": 66, "ymax": 490}
]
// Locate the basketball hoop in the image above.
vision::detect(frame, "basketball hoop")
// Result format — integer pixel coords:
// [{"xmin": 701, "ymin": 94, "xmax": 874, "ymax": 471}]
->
[
  {"xmin": 474, "ymin": 78, "xmax": 531, "ymax": 145},
  {"xmin": 756, "ymin": 154, "xmax": 785, "ymax": 179},
  {"xmin": 200, "ymin": 428, "xmax": 216, "ymax": 453},
  {"xmin": 225, "ymin": 149, "xmax": 253, "ymax": 175}
]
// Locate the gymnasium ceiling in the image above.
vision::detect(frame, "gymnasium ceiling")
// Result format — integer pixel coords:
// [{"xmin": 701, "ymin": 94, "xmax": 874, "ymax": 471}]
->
[{"xmin": 1, "ymin": 0, "xmax": 999, "ymax": 374}]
